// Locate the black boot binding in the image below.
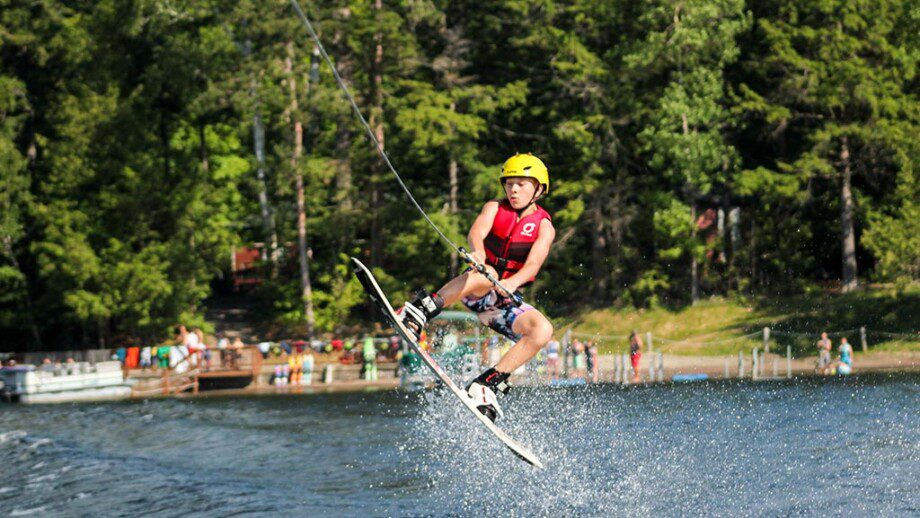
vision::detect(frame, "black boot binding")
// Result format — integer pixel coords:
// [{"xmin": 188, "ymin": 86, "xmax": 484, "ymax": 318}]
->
[
  {"xmin": 468, "ymin": 368, "xmax": 511, "ymax": 394},
  {"xmin": 399, "ymin": 289, "xmax": 444, "ymax": 341},
  {"xmin": 466, "ymin": 368, "xmax": 511, "ymax": 422}
]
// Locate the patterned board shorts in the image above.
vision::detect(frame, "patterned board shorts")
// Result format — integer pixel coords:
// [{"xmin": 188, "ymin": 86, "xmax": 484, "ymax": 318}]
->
[{"xmin": 462, "ymin": 289, "xmax": 534, "ymax": 341}]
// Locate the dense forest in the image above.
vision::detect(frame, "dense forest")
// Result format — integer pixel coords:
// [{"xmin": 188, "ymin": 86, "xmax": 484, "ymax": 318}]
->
[{"xmin": 1, "ymin": 0, "xmax": 917, "ymax": 350}]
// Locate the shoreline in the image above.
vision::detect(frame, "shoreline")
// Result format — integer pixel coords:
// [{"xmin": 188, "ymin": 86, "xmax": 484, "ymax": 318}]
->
[
  {"xmin": 132, "ymin": 351, "xmax": 920, "ymax": 400},
  {"xmin": 5, "ymin": 351, "xmax": 916, "ymax": 404}
]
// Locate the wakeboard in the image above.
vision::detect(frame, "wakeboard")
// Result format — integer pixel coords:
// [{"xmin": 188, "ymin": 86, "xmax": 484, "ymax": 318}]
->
[{"xmin": 351, "ymin": 257, "xmax": 543, "ymax": 469}]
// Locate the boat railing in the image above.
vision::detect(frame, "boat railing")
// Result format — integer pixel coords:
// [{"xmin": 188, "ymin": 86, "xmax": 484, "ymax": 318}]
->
[{"xmin": 0, "ymin": 361, "xmax": 127, "ymax": 396}]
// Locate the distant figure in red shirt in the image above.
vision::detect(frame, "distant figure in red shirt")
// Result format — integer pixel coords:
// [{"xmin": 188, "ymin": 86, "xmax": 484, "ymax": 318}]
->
[{"xmin": 629, "ymin": 330, "xmax": 643, "ymax": 383}]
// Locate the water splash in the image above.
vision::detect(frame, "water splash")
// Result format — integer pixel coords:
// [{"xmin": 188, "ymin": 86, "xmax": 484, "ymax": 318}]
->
[{"xmin": 397, "ymin": 376, "xmax": 920, "ymax": 515}]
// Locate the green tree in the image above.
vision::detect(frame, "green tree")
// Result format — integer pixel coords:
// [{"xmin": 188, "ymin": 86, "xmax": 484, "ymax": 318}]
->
[
  {"xmin": 738, "ymin": 0, "xmax": 918, "ymax": 292},
  {"xmin": 624, "ymin": 0, "xmax": 750, "ymax": 303}
]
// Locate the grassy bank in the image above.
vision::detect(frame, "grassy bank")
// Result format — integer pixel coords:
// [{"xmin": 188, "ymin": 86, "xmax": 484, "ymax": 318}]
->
[{"xmin": 560, "ymin": 285, "xmax": 920, "ymax": 356}]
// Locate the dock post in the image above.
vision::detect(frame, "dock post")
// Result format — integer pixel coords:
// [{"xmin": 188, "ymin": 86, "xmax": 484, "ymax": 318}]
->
[
  {"xmin": 860, "ymin": 326, "xmax": 868, "ymax": 352},
  {"xmin": 657, "ymin": 352, "xmax": 663, "ymax": 382},
  {"xmin": 738, "ymin": 351, "xmax": 744, "ymax": 378},
  {"xmin": 763, "ymin": 327, "xmax": 770, "ymax": 354},
  {"xmin": 752, "ymin": 348, "xmax": 759, "ymax": 380},
  {"xmin": 648, "ymin": 351, "xmax": 655, "ymax": 381},
  {"xmin": 772, "ymin": 356, "xmax": 778, "ymax": 378},
  {"xmin": 646, "ymin": 331, "xmax": 653, "ymax": 354},
  {"xmin": 562, "ymin": 329, "xmax": 571, "ymax": 379},
  {"xmin": 786, "ymin": 346, "xmax": 792, "ymax": 378},
  {"xmin": 324, "ymin": 364, "xmax": 334, "ymax": 384}
]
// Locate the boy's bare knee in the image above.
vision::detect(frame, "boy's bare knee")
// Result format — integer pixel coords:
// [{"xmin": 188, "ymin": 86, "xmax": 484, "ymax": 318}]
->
[
  {"xmin": 525, "ymin": 316, "xmax": 553, "ymax": 345},
  {"xmin": 537, "ymin": 320, "xmax": 554, "ymax": 343}
]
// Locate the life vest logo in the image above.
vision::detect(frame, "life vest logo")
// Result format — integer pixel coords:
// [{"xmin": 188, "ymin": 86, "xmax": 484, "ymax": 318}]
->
[{"xmin": 520, "ymin": 223, "xmax": 536, "ymax": 237}]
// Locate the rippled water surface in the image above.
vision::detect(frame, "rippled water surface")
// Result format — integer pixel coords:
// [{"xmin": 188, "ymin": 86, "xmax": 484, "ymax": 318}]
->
[{"xmin": 2, "ymin": 373, "xmax": 918, "ymax": 516}]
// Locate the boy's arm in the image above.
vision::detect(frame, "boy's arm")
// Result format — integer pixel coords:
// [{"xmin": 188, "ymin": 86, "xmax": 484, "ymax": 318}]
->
[
  {"xmin": 502, "ymin": 219, "xmax": 556, "ymax": 293},
  {"xmin": 467, "ymin": 201, "xmax": 500, "ymax": 264}
]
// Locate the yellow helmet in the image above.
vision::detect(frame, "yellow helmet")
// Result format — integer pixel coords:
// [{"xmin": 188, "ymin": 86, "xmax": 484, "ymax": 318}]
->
[{"xmin": 500, "ymin": 153, "xmax": 549, "ymax": 196}]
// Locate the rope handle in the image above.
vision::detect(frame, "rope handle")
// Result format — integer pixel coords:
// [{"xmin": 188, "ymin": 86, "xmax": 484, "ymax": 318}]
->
[{"xmin": 458, "ymin": 247, "xmax": 523, "ymax": 307}]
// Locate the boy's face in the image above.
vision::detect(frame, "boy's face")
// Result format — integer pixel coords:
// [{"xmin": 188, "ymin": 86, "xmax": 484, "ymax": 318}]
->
[{"xmin": 503, "ymin": 177, "xmax": 541, "ymax": 210}]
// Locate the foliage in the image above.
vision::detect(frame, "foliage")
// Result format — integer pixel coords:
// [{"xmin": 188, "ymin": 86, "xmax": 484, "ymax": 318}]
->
[{"xmin": 0, "ymin": 0, "xmax": 917, "ymax": 350}]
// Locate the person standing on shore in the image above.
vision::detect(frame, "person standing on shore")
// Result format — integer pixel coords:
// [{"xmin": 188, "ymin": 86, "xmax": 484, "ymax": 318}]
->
[
  {"xmin": 584, "ymin": 340, "xmax": 594, "ymax": 381},
  {"xmin": 545, "ymin": 338, "xmax": 560, "ymax": 381},
  {"xmin": 816, "ymin": 332, "xmax": 832, "ymax": 374},
  {"xmin": 587, "ymin": 341, "xmax": 600, "ymax": 383},
  {"xmin": 629, "ymin": 330, "xmax": 643, "ymax": 383},
  {"xmin": 178, "ymin": 325, "xmax": 201, "ymax": 368},
  {"xmin": 572, "ymin": 339, "xmax": 587, "ymax": 379},
  {"xmin": 837, "ymin": 337, "xmax": 854, "ymax": 375}
]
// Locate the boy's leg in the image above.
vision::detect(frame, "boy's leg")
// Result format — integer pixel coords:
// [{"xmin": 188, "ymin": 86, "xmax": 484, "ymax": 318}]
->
[
  {"xmin": 398, "ymin": 267, "xmax": 497, "ymax": 340},
  {"xmin": 435, "ymin": 267, "xmax": 497, "ymax": 306},
  {"xmin": 466, "ymin": 307, "xmax": 553, "ymax": 421},
  {"xmin": 493, "ymin": 310, "xmax": 554, "ymax": 373}
]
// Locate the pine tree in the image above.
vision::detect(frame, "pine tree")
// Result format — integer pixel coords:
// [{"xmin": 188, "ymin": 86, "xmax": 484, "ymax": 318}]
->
[
  {"xmin": 624, "ymin": 0, "xmax": 750, "ymax": 303},
  {"xmin": 738, "ymin": 0, "xmax": 917, "ymax": 291}
]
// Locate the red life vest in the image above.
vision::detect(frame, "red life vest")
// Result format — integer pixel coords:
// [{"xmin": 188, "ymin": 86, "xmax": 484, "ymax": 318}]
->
[{"xmin": 483, "ymin": 200, "xmax": 551, "ymax": 282}]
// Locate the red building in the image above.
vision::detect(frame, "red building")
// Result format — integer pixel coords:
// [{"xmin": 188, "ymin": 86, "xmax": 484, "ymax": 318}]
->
[{"xmin": 231, "ymin": 245, "xmax": 265, "ymax": 290}]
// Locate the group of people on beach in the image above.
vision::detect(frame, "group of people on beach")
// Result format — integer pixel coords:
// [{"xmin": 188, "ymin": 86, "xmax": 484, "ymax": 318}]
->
[
  {"xmin": 542, "ymin": 331, "xmax": 644, "ymax": 383},
  {"xmin": 106, "ymin": 325, "xmax": 248, "ymax": 373},
  {"xmin": 567, "ymin": 339, "xmax": 600, "ymax": 382},
  {"xmin": 816, "ymin": 332, "xmax": 854, "ymax": 375}
]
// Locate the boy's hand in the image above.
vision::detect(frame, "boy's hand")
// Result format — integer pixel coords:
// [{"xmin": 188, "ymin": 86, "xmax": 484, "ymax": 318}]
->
[
  {"xmin": 496, "ymin": 291, "xmax": 524, "ymax": 308},
  {"xmin": 494, "ymin": 279, "xmax": 524, "ymax": 307},
  {"xmin": 469, "ymin": 249, "xmax": 486, "ymax": 265},
  {"xmin": 497, "ymin": 278, "xmax": 520, "ymax": 295}
]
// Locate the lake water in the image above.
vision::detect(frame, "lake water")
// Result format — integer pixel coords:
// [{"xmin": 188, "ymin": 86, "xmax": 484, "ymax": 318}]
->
[{"xmin": 1, "ymin": 373, "xmax": 918, "ymax": 516}]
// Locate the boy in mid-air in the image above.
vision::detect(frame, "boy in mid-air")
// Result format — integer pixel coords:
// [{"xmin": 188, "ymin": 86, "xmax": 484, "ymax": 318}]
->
[{"xmin": 398, "ymin": 153, "xmax": 556, "ymax": 421}]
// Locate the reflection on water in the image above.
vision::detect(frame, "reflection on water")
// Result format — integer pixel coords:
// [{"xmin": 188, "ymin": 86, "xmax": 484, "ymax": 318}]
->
[{"xmin": 1, "ymin": 374, "xmax": 918, "ymax": 516}]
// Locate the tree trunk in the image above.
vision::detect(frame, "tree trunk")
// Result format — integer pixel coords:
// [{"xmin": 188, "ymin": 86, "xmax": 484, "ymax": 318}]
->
[
  {"xmin": 750, "ymin": 218, "xmax": 758, "ymax": 292},
  {"xmin": 728, "ymin": 207, "xmax": 741, "ymax": 291},
  {"xmin": 198, "ymin": 123, "xmax": 209, "ymax": 175},
  {"xmin": 591, "ymin": 193, "xmax": 609, "ymax": 300},
  {"xmin": 295, "ymin": 174, "xmax": 315, "ymax": 338},
  {"xmin": 369, "ymin": 0, "xmax": 385, "ymax": 268},
  {"xmin": 448, "ymin": 149, "xmax": 459, "ymax": 277},
  {"xmin": 840, "ymin": 137, "xmax": 858, "ymax": 292},
  {"xmin": 335, "ymin": 124, "xmax": 354, "ymax": 257},
  {"xmin": 243, "ymin": 36, "xmax": 280, "ymax": 276},
  {"xmin": 286, "ymin": 41, "xmax": 315, "ymax": 338},
  {"xmin": 691, "ymin": 203, "xmax": 700, "ymax": 304},
  {"xmin": 331, "ymin": 17, "xmax": 355, "ymax": 251},
  {"xmin": 681, "ymin": 111, "xmax": 700, "ymax": 303},
  {"xmin": 253, "ymin": 109, "xmax": 280, "ymax": 275}
]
